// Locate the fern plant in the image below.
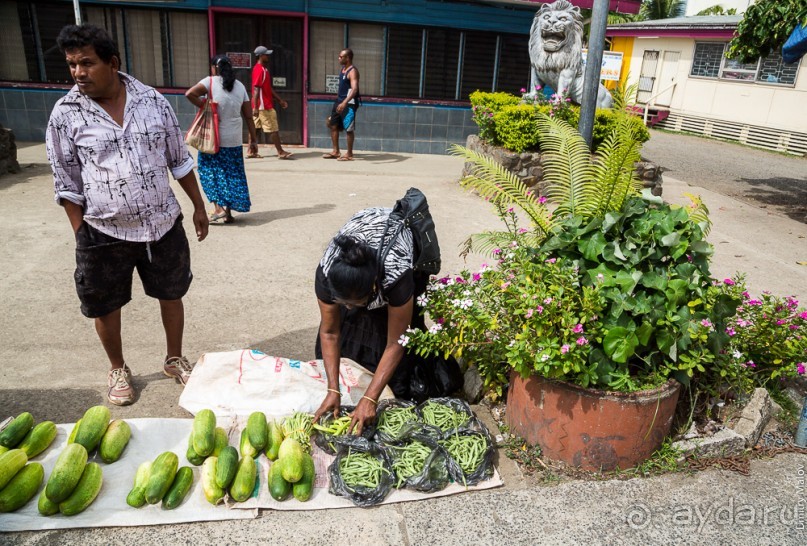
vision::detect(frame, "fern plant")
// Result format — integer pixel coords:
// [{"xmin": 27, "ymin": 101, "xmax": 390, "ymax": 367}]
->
[{"xmin": 415, "ymin": 112, "xmax": 740, "ymax": 393}]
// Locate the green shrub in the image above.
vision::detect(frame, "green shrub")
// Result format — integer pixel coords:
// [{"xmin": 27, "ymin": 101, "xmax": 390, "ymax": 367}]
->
[{"xmin": 469, "ymin": 91, "xmax": 651, "ymax": 153}]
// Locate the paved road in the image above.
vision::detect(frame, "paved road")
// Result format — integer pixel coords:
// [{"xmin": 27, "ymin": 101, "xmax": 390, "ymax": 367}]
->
[{"xmin": 641, "ymin": 129, "xmax": 807, "ymax": 224}]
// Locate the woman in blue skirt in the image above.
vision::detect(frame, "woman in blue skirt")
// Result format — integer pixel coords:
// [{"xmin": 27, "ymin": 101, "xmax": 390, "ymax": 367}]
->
[{"xmin": 186, "ymin": 55, "xmax": 257, "ymax": 223}]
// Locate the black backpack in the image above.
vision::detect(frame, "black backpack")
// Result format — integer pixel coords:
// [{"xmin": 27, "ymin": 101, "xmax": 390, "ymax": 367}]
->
[{"xmin": 377, "ymin": 187, "xmax": 441, "ymax": 277}]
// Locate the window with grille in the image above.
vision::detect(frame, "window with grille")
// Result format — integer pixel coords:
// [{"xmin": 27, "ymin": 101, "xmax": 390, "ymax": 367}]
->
[{"xmin": 691, "ymin": 41, "xmax": 800, "ymax": 86}]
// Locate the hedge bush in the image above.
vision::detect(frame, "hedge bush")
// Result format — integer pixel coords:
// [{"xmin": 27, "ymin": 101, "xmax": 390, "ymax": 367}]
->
[{"xmin": 469, "ymin": 91, "xmax": 650, "ymax": 153}]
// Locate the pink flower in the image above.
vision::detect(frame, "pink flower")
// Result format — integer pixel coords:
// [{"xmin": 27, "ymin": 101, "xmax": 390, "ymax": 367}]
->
[
  {"xmin": 723, "ymin": 278, "xmax": 735, "ymax": 286},
  {"xmin": 455, "ymin": 276, "xmax": 466, "ymax": 284},
  {"xmin": 493, "ymin": 248, "xmax": 502, "ymax": 255},
  {"xmin": 798, "ymin": 363, "xmax": 806, "ymax": 375},
  {"xmin": 745, "ymin": 360, "xmax": 756, "ymax": 368},
  {"xmin": 546, "ymin": 258, "xmax": 556, "ymax": 264},
  {"xmin": 742, "ymin": 291, "xmax": 751, "ymax": 299},
  {"xmin": 701, "ymin": 319, "xmax": 712, "ymax": 328},
  {"xmin": 439, "ymin": 277, "xmax": 451, "ymax": 285},
  {"xmin": 507, "ymin": 207, "xmax": 514, "ymax": 213},
  {"xmin": 800, "ymin": 311, "xmax": 807, "ymax": 320},
  {"xmin": 538, "ymin": 196, "xmax": 548, "ymax": 204},
  {"xmin": 776, "ymin": 319, "xmax": 786, "ymax": 325},
  {"xmin": 686, "ymin": 254, "xmax": 693, "ymax": 262},
  {"xmin": 573, "ymin": 324, "xmax": 584, "ymax": 334},
  {"xmin": 437, "ymin": 318, "xmax": 445, "ymax": 324},
  {"xmin": 536, "ymin": 305, "xmax": 544, "ymax": 314},
  {"xmin": 520, "ymin": 88, "xmax": 527, "ymax": 93},
  {"xmin": 535, "ymin": 84, "xmax": 542, "ymax": 91},
  {"xmin": 747, "ymin": 299, "xmax": 763, "ymax": 306},
  {"xmin": 472, "ymin": 273, "xmax": 481, "ymax": 282},
  {"xmin": 576, "ymin": 337, "xmax": 588, "ymax": 346},
  {"xmin": 518, "ymin": 228, "xmax": 528, "ymax": 234},
  {"xmin": 561, "ymin": 344, "xmax": 570, "ymax": 354},
  {"xmin": 544, "ymin": 297, "xmax": 553, "ymax": 304},
  {"xmin": 525, "ymin": 309, "xmax": 534, "ymax": 319},
  {"xmin": 501, "ymin": 281, "xmax": 511, "ymax": 289},
  {"xmin": 725, "ymin": 327, "xmax": 736, "ymax": 336}
]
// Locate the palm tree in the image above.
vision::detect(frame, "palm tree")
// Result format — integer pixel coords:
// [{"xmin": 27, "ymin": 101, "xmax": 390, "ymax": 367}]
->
[
  {"xmin": 639, "ymin": 0, "xmax": 686, "ymax": 20},
  {"xmin": 696, "ymin": 5, "xmax": 738, "ymax": 16}
]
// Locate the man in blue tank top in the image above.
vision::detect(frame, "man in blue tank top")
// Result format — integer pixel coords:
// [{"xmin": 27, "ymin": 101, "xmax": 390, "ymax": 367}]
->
[{"xmin": 323, "ymin": 48, "xmax": 360, "ymax": 161}]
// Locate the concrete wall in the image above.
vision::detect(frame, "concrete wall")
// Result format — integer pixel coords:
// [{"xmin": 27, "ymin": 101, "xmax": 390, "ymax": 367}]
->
[
  {"xmin": 624, "ymin": 36, "xmax": 807, "ymax": 134},
  {"xmin": 0, "ymin": 88, "xmax": 478, "ymax": 155}
]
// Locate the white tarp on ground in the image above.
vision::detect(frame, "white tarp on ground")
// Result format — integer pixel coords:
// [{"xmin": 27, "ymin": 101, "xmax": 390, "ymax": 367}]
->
[
  {"xmin": 0, "ymin": 419, "xmax": 256, "ymax": 533},
  {"xmin": 179, "ymin": 351, "xmax": 395, "ymax": 419}
]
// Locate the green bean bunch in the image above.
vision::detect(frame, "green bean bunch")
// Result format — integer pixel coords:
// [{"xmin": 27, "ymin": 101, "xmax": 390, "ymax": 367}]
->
[
  {"xmin": 390, "ymin": 441, "xmax": 432, "ymax": 488},
  {"xmin": 338, "ymin": 450, "xmax": 389, "ymax": 491},
  {"xmin": 377, "ymin": 406, "xmax": 419, "ymax": 438},
  {"xmin": 313, "ymin": 415, "xmax": 352, "ymax": 436},
  {"xmin": 442, "ymin": 433, "xmax": 488, "ymax": 476},
  {"xmin": 282, "ymin": 412, "xmax": 314, "ymax": 452},
  {"xmin": 420, "ymin": 402, "xmax": 470, "ymax": 432}
]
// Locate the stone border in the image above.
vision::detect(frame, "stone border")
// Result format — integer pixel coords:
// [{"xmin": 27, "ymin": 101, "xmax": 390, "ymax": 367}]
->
[{"xmin": 462, "ymin": 134, "xmax": 663, "ymax": 197}]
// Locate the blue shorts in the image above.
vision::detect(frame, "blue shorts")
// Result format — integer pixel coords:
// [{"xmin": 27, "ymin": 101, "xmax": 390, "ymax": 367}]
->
[{"xmin": 329, "ymin": 103, "xmax": 357, "ymax": 133}]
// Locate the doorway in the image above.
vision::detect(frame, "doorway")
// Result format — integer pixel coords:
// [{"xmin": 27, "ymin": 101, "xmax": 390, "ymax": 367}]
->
[
  {"xmin": 215, "ymin": 13, "xmax": 304, "ymax": 145},
  {"xmin": 637, "ymin": 50, "xmax": 659, "ymax": 104},
  {"xmin": 655, "ymin": 51, "xmax": 680, "ymax": 107}
]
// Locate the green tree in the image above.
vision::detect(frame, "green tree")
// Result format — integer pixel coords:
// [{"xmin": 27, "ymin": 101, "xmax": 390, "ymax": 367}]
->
[
  {"xmin": 727, "ymin": 0, "xmax": 807, "ymax": 63},
  {"xmin": 696, "ymin": 5, "xmax": 738, "ymax": 16},
  {"xmin": 639, "ymin": 0, "xmax": 686, "ymax": 20}
]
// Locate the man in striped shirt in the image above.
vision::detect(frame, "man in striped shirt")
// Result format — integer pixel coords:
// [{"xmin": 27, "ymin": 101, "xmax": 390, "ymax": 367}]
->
[{"xmin": 46, "ymin": 23, "xmax": 209, "ymax": 406}]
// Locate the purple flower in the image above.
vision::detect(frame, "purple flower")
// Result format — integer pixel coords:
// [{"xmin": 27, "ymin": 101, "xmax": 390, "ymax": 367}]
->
[
  {"xmin": 493, "ymin": 248, "xmax": 502, "ymax": 255},
  {"xmin": 546, "ymin": 258, "xmax": 557, "ymax": 264},
  {"xmin": 520, "ymin": 88, "xmax": 527, "ymax": 93},
  {"xmin": 745, "ymin": 360, "xmax": 756, "ymax": 368},
  {"xmin": 723, "ymin": 278, "xmax": 735, "ymax": 286},
  {"xmin": 535, "ymin": 84, "xmax": 542, "ymax": 91},
  {"xmin": 776, "ymin": 319, "xmax": 786, "ymax": 326},
  {"xmin": 800, "ymin": 311, "xmax": 807, "ymax": 320},
  {"xmin": 576, "ymin": 337, "xmax": 588, "ymax": 346},
  {"xmin": 798, "ymin": 363, "xmax": 806, "ymax": 375},
  {"xmin": 573, "ymin": 324, "xmax": 584, "ymax": 334},
  {"xmin": 518, "ymin": 228, "xmax": 528, "ymax": 234},
  {"xmin": 525, "ymin": 309, "xmax": 534, "ymax": 319},
  {"xmin": 538, "ymin": 196, "xmax": 547, "ymax": 204},
  {"xmin": 747, "ymin": 299, "xmax": 763, "ymax": 306},
  {"xmin": 472, "ymin": 272, "xmax": 481, "ymax": 282},
  {"xmin": 439, "ymin": 276, "xmax": 451, "ymax": 285},
  {"xmin": 561, "ymin": 344, "xmax": 570, "ymax": 354},
  {"xmin": 455, "ymin": 276, "xmax": 466, "ymax": 284},
  {"xmin": 536, "ymin": 305, "xmax": 544, "ymax": 314},
  {"xmin": 725, "ymin": 327, "xmax": 736, "ymax": 336}
]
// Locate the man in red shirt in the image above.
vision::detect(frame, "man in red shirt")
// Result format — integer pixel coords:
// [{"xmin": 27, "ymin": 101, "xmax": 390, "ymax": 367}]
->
[{"xmin": 251, "ymin": 46, "xmax": 292, "ymax": 159}]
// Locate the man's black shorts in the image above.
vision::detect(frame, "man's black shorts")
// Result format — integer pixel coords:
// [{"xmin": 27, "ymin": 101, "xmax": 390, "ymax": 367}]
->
[{"xmin": 73, "ymin": 216, "xmax": 193, "ymax": 318}]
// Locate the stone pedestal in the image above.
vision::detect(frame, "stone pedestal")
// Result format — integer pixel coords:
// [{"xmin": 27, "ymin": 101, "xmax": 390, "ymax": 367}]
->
[{"xmin": 0, "ymin": 124, "xmax": 21, "ymax": 176}]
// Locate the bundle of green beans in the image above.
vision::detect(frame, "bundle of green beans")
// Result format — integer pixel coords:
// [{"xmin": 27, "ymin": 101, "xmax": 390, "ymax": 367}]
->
[
  {"xmin": 420, "ymin": 401, "xmax": 470, "ymax": 432},
  {"xmin": 312, "ymin": 415, "xmax": 352, "ymax": 436},
  {"xmin": 442, "ymin": 433, "xmax": 488, "ymax": 476},
  {"xmin": 376, "ymin": 405, "xmax": 419, "ymax": 438},
  {"xmin": 390, "ymin": 441, "xmax": 432, "ymax": 488},
  {"xmin": 338, "ymin": 449, "xmax": 389, "ymax": 491},
  {"xmin": 282, "ymin": 412, "xmax": 314, "ymax": 452}
]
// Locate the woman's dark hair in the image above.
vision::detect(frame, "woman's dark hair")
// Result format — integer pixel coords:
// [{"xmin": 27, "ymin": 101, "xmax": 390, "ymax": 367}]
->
[
  {"xmin": 211, "ymin": 55, "xmax": 235, "ymax": 92},
  {"xmin": 56, "ymin": 24, "xmax": 120, "ymax": 66},
  {"xmin": 328, "ymin": 235, "xmax": 378, "ymax": 302}
]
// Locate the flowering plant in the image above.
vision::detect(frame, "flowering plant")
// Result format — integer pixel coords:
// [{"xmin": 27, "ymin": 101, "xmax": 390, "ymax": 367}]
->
[
  {"xmin": 717, "ymin": 276, "xmax": 807, "ymax": 382},
  {"xmin": 407, "ymin": 213, "xmax": 605, "ymax": 398}
]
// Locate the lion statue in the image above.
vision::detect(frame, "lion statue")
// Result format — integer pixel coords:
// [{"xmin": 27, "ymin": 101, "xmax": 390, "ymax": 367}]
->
[{"xmin": 528, "ymin": 0, "xmax": 614, "ymax": 109}]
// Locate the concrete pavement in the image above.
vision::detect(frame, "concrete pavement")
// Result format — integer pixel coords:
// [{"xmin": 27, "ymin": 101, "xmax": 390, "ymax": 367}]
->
[{"xmin": 0, "ymin": 141, "xmax": 805, "ymax": 544}]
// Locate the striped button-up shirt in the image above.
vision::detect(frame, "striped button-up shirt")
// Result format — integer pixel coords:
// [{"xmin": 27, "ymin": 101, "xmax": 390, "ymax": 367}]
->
[{"xmin": 46, "ymin": 72, "xmax": 194, "ymax": 242}]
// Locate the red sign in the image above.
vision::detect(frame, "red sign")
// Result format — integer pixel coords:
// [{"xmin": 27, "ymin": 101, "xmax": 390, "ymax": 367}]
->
[{"xmin": 227, "ymin": 52, "xmax": 252, "ymax": 69}]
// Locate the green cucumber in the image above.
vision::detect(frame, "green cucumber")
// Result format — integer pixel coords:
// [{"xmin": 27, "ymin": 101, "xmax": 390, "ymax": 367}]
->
[
  {"xmin": 74, "ymin": 406, "xmax": 111, "ymax": 453},
  {"xmin": 45, "ymin": 443, "xmax": 88, "ymax": 503},
  {"xmin": 58, "ymin": 462, "xmax": 103, "ymax": 516},
  {"xmin": 98, "ymin": 420, "xmax": 131, "ymax": 463},
  {"xmin": 145, "ymin": 451, "xmax": 179, "ymax": 504},
  {"xmin": 126, "ymin": 460, "xmax": 152, "ymax": 508},
  {"xmin": 266, "ymin": 420, "xmax": 283, "ymax": 461},
  {"xmin": 215, "ymin": 446, "xmax": 239, "ymax": 489},
  {"xmin": 0, "ymin": 449, "xmax": 28, "ymax": 490},
  {"xmin": 211, "ymin": 427, "xmax": 229, "ymax": 457},
  {"xmin": 268, "ymin": 460, "xmax": 290, "ymax": 501},
  {"xmin": 0, "ymin": 462, "xmax": 44, "ymax": 513},
  {"xmin": 247, "ymin": 412, "xmax": 268, "ymax": 451},
  {"xmin": 201, "ymin": 456, "xmax": 224, "ymax": 505},
  {"xmin": 192, "ymin": 410, "xmax": 216, "ymax": 457},
  {"xmin": 239, "ymin": 428, "xmax": 259, "ymax": 458},
  {"xmin": 292, "ymin": 454, "xmax": 316, "ymax": 502},
  {"xmin": 0, "ymin": 412, "xmax": 35, "ymax": 448},
  {"xmin": 229, "ymin": 456, "xmax": 257, "ymax": 503},
  {"xmin": 18, "ymin": 421, "xmax": 57, "ymax": 459},
  {"xmin": 278, "ymin": 438, "xmax": 304, "ymax": 483},
  {"xmin": 162, "ymin": 466, "xmax": 194, "ymax": 510}
]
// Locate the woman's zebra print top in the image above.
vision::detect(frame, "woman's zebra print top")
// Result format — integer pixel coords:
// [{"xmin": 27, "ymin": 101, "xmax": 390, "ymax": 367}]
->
[{"xmin": 320, "ymin": 207, "xmax": 414, "ymax": 310}]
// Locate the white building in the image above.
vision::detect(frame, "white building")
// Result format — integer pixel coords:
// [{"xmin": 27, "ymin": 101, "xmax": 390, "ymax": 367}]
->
[{"xmin": 608, "ymin": 15, "xmax": 806, "ymax": 156}]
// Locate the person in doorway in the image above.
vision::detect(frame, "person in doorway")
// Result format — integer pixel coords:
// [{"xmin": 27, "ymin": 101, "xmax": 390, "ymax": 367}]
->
[
  {"xmin": 251, "ymin": 45, "xmax": 293, "ymax": 159},
  {"xmin": 312, "ymin": 207, "xmax": 430, "ymax": 435},
  {"xmin": 46, "ymin": 23, "xmax": 209, "ymax": 406},
  {"xmin": 186, "ymin": 55, "xmax": 258, "ymax": 224},
  {"xmin": 322, "ymin": 48, "xmax": 360, "ymax": 161}
]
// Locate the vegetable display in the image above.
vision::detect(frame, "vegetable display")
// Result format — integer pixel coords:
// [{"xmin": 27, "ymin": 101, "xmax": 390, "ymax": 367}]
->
[
  {"xmin": 389, "ymin": 441, "xmax": 431, "ymax": 488},
  {"xmin": 420, "ymin": 401, "xmax": 470, "ymax": 432},
  {"xmin": 281, "ymin": 413, "xmax": 314, "ymax": 453},
  {"xmin": 338, "ymin": 450, "xmax": 389, "ymax": 490}
]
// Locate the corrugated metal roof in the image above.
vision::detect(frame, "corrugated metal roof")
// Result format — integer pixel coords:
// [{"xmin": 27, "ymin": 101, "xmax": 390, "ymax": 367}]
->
[{"xmin": 607, "ymin": 15, "xmax": 742, "ymax": 31}]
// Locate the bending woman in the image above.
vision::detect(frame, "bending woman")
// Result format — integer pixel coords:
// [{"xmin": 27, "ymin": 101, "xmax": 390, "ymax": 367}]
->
[
  {"xmin": 313, "ymin": 208, "xmax": 429, "ymax": 434},
  {"xmin": 185, "ymin": 55, "xmax": 257, "ymax": 223}
]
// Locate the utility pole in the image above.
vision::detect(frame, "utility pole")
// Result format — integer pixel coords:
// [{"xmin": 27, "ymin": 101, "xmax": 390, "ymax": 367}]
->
[
  {"xmin": 73, "ymin": 0, "xmax": 82, "ymax": 24},
  {"xmin": 578, "ymin": 0, "xmax": 609, "ymax": 149}
]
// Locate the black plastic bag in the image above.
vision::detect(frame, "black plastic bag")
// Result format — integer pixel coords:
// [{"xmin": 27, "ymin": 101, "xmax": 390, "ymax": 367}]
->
[
  {"xmin": 374, "ymin": 399, "xmax": 420, "ymax": 445},
  {"xmin": 441, "ymin": 428, "xmax": 495, "ymax": 487},
  {"xmin": 386, "ymin": 425, "xmax": 450, "ymax": 493},
  {"xmin": 417, "ymin": 397, "xmax": 478, "ymax": 436},
  {"xmin": 409, "ymin": 354, "xmax": 463, "ymax": 404},
  {"xmin": 313, "ymin": 405, "xmax": 375, "ymax": 455},
  {"xmin": 328, "ymin": 436, "xmax": 393, "ymax": 507}
]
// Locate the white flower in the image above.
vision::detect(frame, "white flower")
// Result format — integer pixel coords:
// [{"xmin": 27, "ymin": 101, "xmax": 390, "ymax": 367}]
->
[
  {"xmin": 732, "ymin": 350, "xmax": 743, "ymax": 359},
  {"xmin": 540, "ymin": 354, "xmax": 550, "ymax": 362},
  {"xmin": 398, "ymin": 335, "xmax": 410, "ymax": 347},
  {"xmin": 452, "ymin": 298, "xmax": 473, "ymax": 310},
  {"xmin": 428, "ymin": 323, "xmax": 443, "ymax": 334},
  {"xmin": 509, "ymin": 340, "xmax": 517, "ymax": 347},
  {"xmin": 416, "ymin": 294, "xmax": 429, "ymax": 307}
]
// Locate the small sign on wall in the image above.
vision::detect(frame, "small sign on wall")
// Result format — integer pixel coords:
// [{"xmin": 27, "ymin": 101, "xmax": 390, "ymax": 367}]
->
[
  {"xmin": 582, "ymin": 49, "xmax": 624, "ymax": 81},
  {"xmin": 227, "ymin": 52, "xmax": 252, "ymax": 69},
  {"xmin": 325, "ymin": 75, "xmax": 339, "ymax": 94},
  {"xmin": 273, "ymin": 77, "xmax": 286, "ymax": 88}
]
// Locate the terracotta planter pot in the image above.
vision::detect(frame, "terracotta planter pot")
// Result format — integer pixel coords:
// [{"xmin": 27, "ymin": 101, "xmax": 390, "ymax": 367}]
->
[{"xmin": 506, "ymin": 374, "xmax": 681, "ymax": 471}]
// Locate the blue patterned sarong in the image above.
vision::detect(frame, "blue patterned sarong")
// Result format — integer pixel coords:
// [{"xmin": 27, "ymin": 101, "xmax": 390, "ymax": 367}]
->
[{"xmin": 197, "ymin": 146, "xmax": 251, "ymax": 212}]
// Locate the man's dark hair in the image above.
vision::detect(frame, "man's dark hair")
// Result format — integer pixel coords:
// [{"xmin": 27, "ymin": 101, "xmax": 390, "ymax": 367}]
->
[
  {"xmin": 56, "ymin": 24, "xmax": 120, "ymax": 65},
  {"xmin": 343, "ymin": 48, "xmax": 354, "ymax": 61}
]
